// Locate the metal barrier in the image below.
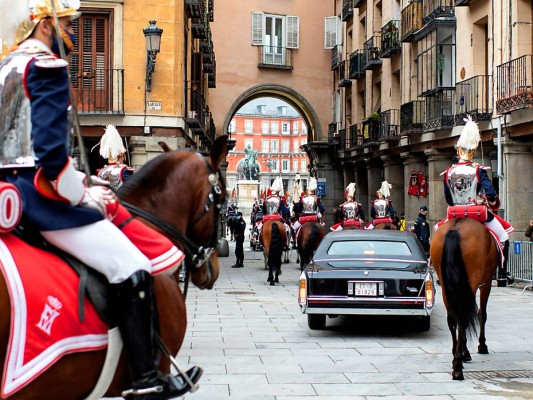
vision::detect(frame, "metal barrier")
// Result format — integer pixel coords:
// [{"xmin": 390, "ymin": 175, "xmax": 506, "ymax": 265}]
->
[{"xmin": 508, "ymin": 241, "xmax": 533, "ymax": 293}]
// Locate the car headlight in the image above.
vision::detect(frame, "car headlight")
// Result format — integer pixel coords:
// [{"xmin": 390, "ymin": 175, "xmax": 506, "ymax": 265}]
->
[{"xmin": 298, "ymin": 272, "xmax": 307, "ymax": 306}]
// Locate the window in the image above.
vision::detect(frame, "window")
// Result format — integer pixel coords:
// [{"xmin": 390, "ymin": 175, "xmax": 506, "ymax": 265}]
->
[
  {"xmin": 301, "ymin": 138, "xmax": 307, "ymax": 146},
  {"xmin": 252, "ymin": 12, "xmax": 299, "ymax": 49},
  {"xmin": 327, "ymin": 241, "xmax": 413, "ymax": 257},
  {"xmin": 262, "ymin": 121, "xmax": 269, "ymax": 134},
  {"xmin": 244, "ymin": 120, "xmax": 253, "ymax": 133},
  {"xmin": 271, "ymin": 139, "xmax": 279, "ymax": 153},
  {"xmin": 293, "ymin": 139, "xmax": 299, "ymax": 152},
  {"xmin": 271, "ymin": 159, "xmax": 279, "ymax": 172},
  {"xmin": 271, "ymin": 122, "xmax": 279, "ymax": 134},
  {"xmin": 282, "ymin": 122, "xmax": 290, "ymax": 134},
  {"xmin": 281, "ymin": 140, "xmax": 290, "ymax": 153},
  {"xmin": 282, "ymin": 159, "xmax": 290, "ymax": 172},
  {"xmin": 302, "ymin": 125, "xmax": 307, "ymax": 134},
  {"xmin": 324, "ymin": 16, "xmax": 341, "ymax": 49},
  {"xmin": 261, "ymin": 139, "xmax": 269, "ymax": 152},
  {"xmin": 293, "ymin": 121, "xmax": 299, "ymax": 134},
  {"xmin": 301, "ymin": 159, "xmax": 306, "ymax": 171},
  {"xmin": 293, "ymin": 159, "xmax": 299, "ymax": 171},
  {"xmin": 229, "ymin": 119, "xmax": 236, "ymax": 133}
]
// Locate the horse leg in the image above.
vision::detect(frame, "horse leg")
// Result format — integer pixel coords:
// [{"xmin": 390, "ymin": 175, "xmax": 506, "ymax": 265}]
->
[
  {"xmin": 268, "ymin": 264, "xmax": 275, "ymax": 286},
  {"xmin": 477, "ymin": 284, "xmax": 491, "ymax": 354},
  {"xmin": 275, "ymin": 265, "xmax": 280, "ymax": 283},
  {"xmin": 446, "ymin": 313, "xmax": 463, "ymax": 380}
]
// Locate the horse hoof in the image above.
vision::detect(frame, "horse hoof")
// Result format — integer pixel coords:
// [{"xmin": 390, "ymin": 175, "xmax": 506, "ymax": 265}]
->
[
  {"xmin": 275, "ymin": 278, "xmax": 279, "ymax": 283},
  {"xmin": 478, "ymin": 345, "xmax": 489, "ymax": 355},
  {"xmin": 452, "ymin": 371, "xmax": 464, "ymax": 380},
  {"xmin": 267, "ymin": 276, "xmax": 272, "ymax": 282},
  {"xmin": 270, "ymin": 281, "xmax": 275, "ymax": 286},
  {"xmin": 462, "ymin": 351, "xmax": 472, "ymax": 362}
]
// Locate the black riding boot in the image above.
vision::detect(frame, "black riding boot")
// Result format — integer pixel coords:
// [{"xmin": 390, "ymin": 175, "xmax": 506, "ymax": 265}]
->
[
  {"xmin": 497, "ymin": 240, "xmax": 513, "ymax": 287},
  {"xmin": 114, "ymin": 270, "xmax": 203, "ymax": 399}
]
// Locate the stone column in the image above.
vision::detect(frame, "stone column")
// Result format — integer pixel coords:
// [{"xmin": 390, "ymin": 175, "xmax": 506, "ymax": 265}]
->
[
  {"xmin": 365, "ymin": 159, "xmax": 383, "ymax": 217},
  {"xmin": 402, "ymin": 154, "xmax": 426, "ymax": 223},
  {"xmin": 425, "ymin": 148, "xmax": 455, "ymax": 226},
  {"xmin": 502, "ymin": 139, "xmax": 533, "ymax": 240},
  {"xmin": 382, "ymin": 155, "xmax": 404, "ymax": 219}
]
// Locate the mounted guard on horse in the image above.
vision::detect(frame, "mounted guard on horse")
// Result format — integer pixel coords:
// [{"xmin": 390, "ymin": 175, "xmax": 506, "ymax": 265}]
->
[
  {"xmin": 366, "ymin": 181, "xmax": 395, "ymax": 229},
  {"xmin": 258, "ymin": 177, "xmax": 291, "ymax": 247},
  {"xmin": 330, "ymin": 183, "xmax": 365, "ymax": 231},
  {"xmin": 291, "ymin": 177, "xmax": 325, "ymax": 238},
  {"xmin": 0, "ymin": 1, "xmax": 203, "ymax": 398}
]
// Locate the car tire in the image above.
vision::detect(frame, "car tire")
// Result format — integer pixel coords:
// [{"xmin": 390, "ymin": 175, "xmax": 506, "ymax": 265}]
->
[
  {"xmin": 414, "ymin": 316, "xmax": 430, "ymax": 332},
  {"xmin": 307, "ymin": 314, "xmax": 326, "ymax": 330}
]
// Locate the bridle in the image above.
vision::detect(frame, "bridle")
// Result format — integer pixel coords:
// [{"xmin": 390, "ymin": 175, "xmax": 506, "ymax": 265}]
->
[{"xmin": 122, "ymin": 154, "xmax": 223, "ymax": 296}]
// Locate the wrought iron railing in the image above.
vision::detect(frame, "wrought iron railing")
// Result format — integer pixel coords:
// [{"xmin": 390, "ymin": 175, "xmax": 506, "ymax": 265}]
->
[
  {"xmin": 338, "ymin": 128, "xmax": 347, "ymax": 151},
  {"xmin": 342, "ymin": 0, "xmax": 354, "ymax": 21},
  {"xmin": 401, "ymin": 0, "xmax": 423, "ymax": 42},
  {"xmin": 72, "ymin": 68, "xmax": 124, "ymax": 115},
  {"xmin": 339, "ymin": 60, "xmax": 352, "ymax": 88},
  {"xmin": 363, "ymin": 35, "xmax": 382, "ymax": 70},
  {"xmin": 424, "ymin": 89, "xmax": 455, "ymax": 131},
  {"xmin": 400, "ymin": 100, "xmax": 425, "ymax": 135},
  {"xmin": 454, "ymin": 0, "xmax": 471, "ymax": 5},
  {"xmin": 331, "ymin": 44, "xmax": 342, "ymax": 70},
  {"xmin": 362, "ymin": 116, "xmax": 381, "ymax": 144},
  {"xmin": 379, "ymin": 109, "xmax": 400, "ymax": 141},
  {"xmin": 496, "ymin": 55, "xmax": 533, "ymax": 114},
  {"xmin": 257, "ymin": 46, "xmax": 294, "ymax": 70},
  {"xmin": 454, "ymin": 75, "xmax": 492, "ymax": 123},
  {"xmin": 186, "ymin": 81, "xmax": 213, "ymax": 143},
  {"xmin": 423, "ymin": 0, "xmax": 454, "ymax": 25},
  {"xmin": 349, "ymin": 124, "xmax": 360, "ymax": 148},
  {"xmin": 328, "ymin": 122, "xmax": 337, "ymax": 141},
  {"xmin": 185, "ymin": 0, "xmax": 205, "ymax": 20},
  {"xmin": 381, "ymin": 20, "xmax": 401, "ymax": 58},
  {"xmin": 349, "ymin": 50, "xmax": 365, "ymax": 79}
]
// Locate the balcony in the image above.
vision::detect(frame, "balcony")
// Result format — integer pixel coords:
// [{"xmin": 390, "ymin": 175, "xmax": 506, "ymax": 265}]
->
[
  {"xmin": 338, "ymin": 60, "xmax": 352, "ymax": 88},
  {"xmin": 424, "ymin": 89, "xmax": 455, "ymax": 131},
  {"xmin": 257, "ymin": 46, "xmax": 294, "ymax": 70},
  {"xmin": 208, "ymin": 0, "xmax": 214, "ymax": 22},
  {"xmin": 185, "ymin": 0, "xmax": 205, "ymax": 20},
  {"xmin": 72, "ymin": 68, "xmax": 124, "ymax": 115},
  {"xmin": 328, "ymin": 122, "xmax": 338, "ymax": 141},
  {"xmin": 349, "ymin": 50, "xmax": 365, "ymax": 79},
  {"xmin": 454, "ymin": 0, "xmax": 471, "ymax": 6},
  {"xmin": 381, "ymin": 20, "xmax": 401, "ymax": 58},
  {"xmin": 362, "ymin": 115, "xmax": 381, "ymax": 145},
  {"xmin": 423, "ymin": 0, "xmax": 454, "ymax": 26},
  {"xmin": 342, "ymin": 0, "xmax": 354, "ymax": 22},
  {"xmin": 349, "ymin": 124, "xmax": 361, "ymax": 148},
  {"xmin": 331, "ymin": 44, "xmax": 342, "ymax": 70},
  {"xmin": 192, "ymin": 22, "xmax": 207, "ymax": 40},
  {"xmin": 496, "ymin": 55, "xmax": 533, "ymax": 114},
  {"xmin": 186, "ymin": 81, "xmax": 212, "ymax": 143},
  {"xmin": 201, "ymin": 113, "xmax": 216, "ymax": 146},
  {"xmin": 454, "ymin": 75, "xmax": 492, "ymax": 124},
  {"xmin": 363, "ymin": 36, "xmax": 382, "ymax": 70},
  {"xmin": 379, "ymin": 109, "xmax": 400, "ymax": 141},
  {"xmin": 353, "ymin": 0, "xmax": 364, "ymax": 8},
  {"xmin": 400, "ymin": 100, "xmax": 425, "ymax": 136},
  {"xmin": 401, "ymin": 0, "xmax": 423, "ymax": 42},
  {"xmin": 338, "ymin": 128, "xmax": 347, "ymax": 151}
]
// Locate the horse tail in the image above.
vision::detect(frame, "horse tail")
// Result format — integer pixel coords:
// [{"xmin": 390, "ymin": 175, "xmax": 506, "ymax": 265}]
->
[
  {"xmin": 268, "ymin": 223, "xmax": 283, "ymax": 268},
  {"xmin": 441, "ymin": 227, "xmax": 478, "ymax": 336},
  {"xmin": 302, "ymin": 224, "xmax": 320, "ymax": 264}
]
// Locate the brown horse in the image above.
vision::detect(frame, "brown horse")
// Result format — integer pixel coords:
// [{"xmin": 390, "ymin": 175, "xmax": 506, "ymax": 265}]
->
[
  {"xmin": 0, "ymin": 136, "xmax": 228, "ymax": 399},
  {"xmin": 261, "ymin": 220, "xmax": 286, "ymax": 285},
  {"xmin": 297, "ymin": 221, "xmax": 327, "ymax": 271},
  {"xmin": 430, "ymin": 217, "xmax": 500, "ymax": 380}
]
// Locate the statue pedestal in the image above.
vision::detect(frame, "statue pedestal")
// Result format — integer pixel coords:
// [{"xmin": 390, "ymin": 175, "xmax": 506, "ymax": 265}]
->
[{"xmin": 237, "ymin": 180, "xmax": 260, "ymax": 216}]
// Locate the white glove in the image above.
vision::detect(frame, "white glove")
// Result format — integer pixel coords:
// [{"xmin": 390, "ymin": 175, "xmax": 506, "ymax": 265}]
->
[
  {"xmin": 88, "ymin": 175, "xmax": 111, "ymax": 187},
  {"xmin": 80, "ymin": 185, "xmax": 119, "ymax": 219}
]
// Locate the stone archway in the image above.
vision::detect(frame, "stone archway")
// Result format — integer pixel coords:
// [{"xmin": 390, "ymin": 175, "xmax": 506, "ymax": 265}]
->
[{"xmin": 222, "ymin": 84, "xmax": 323, "ymax": 142}]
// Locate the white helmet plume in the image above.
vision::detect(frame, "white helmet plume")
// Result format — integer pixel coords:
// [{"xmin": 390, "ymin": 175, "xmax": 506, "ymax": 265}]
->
[
  {"xmin": 456, "ymin": 115, "xmax": 480, "ymax": 150},
  {"xmin": 0, "ymin": 0, "xmax": 30, "ymax": 47},
  {"xmin": 99, "ymin": 125, "xmax": 126, "ymax": 161},
  {"xmin": 378, "ymin": 181, "xmax": 392, "ymax": 198},
  {"xmin": 308, "ymin": 177, "xmax": 318, "ymax": 192},
  {"xmin": 270, "ymin": 176, "xmax": 284, "ymax": 193},
  {"xmin": 346, "ymin": 182, "xmax": 356, "ymax": 198}
]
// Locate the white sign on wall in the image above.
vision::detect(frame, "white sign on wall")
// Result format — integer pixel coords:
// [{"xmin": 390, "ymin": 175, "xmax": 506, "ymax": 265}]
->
[{"xmin": 147, "ymin": 101, "xmax": 162, "ymax": 110}]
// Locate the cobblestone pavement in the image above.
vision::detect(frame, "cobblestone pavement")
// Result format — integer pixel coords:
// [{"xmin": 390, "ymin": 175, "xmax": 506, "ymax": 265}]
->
[{"xmin": 174, "ymin": 237, "xmax": 533, "ymax": 400}]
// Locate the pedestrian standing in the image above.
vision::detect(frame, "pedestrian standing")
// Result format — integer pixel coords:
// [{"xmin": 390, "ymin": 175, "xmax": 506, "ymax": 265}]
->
[
  {"xmin": 414, "ymin": 205, "xmax": 430, "ymax": 255},
  {"xmin": 525, "ymin": 218, "xmax": 533, "ymax": 241},
  {"xmin": 232, "ymin": 212, "xmax": 246, "ymax": 268},
  {"xmin": 399, "ymin": 212, "xmax": 406, "ymax": 231}
]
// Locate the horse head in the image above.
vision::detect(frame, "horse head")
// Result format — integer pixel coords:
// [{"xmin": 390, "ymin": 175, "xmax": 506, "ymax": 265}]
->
[{"xmin": 119, "ymin": 136, "xmax": 228, "ymax": 290}]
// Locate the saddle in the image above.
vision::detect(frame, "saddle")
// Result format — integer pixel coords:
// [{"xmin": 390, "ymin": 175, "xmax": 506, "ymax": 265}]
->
[
  {"xmin": 447, "ymin": 205, "xmax": 488, "ymax": 222},
  {"xmin": 263, "ymin": 214, "xmax": 281, "ymax": 222},
  {"xmin": 298, "ymin": 215, "xmax": 318, "ymax": 224},
  {"xmin": 373, "ymin": 217, "xmax": 391, "ymax": 226},
  {"xmin": 343, "ymin": 219, "xmax": 362, "ymax": 228}
]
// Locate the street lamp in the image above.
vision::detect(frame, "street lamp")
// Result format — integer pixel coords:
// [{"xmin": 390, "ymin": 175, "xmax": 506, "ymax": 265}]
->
[{"xmin": 143, "ymin": 20, "xmax": 163, "ymax": 92}]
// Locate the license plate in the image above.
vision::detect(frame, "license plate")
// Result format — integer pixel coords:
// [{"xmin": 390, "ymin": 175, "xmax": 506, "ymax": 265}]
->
[{"xmin": 353, "ymin": 282, "xmax": 377, "ymax": 296}]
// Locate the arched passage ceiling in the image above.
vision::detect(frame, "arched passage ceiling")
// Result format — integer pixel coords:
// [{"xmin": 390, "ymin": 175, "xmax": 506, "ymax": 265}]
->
[{"xmin": 222, "ymin": 84, "xmax": 323, "ymax": 142}]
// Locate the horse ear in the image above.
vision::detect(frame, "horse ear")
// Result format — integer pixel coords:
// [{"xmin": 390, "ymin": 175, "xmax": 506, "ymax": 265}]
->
[
  {"xmin": 210, "ymin": 135, "xmax": 229, "ymax": 171},
  {"xmin": 158, "ymin": 141, "xmax": 173, "ymax": 152}
]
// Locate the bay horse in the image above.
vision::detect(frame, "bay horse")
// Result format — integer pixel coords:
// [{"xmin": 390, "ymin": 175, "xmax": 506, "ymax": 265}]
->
[
  {"xmin": 0, "ymin": 136, "xmax": 228, "ymax": 399},
  {"xmin": 297, "ymin": 221, "xmax": 326, "ymax": 272},
  {"xmin": 261, "ymin": 219, "xmax": 286, "ymax": 285},
  {"xmin": 430, "ymin": 217, "xmax": 500, "ymax": 380}
]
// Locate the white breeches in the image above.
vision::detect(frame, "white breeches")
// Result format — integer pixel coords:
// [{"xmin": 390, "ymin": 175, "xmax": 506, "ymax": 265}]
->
[
  {"xmin": 485, "ymin": 218, "xmax": 509, "ymax": 243},
  {"xmin": 292, "ymin": 220, "xmax": 301, "ymax": 231},
  {"xmin": 365, "ymin": 224, "xmax": 375, "ymax": 230},
  {"xmin": 41, "ymin": 219, "xmax": 151, "ymax": 284},
  {"xmin": 332, "ymin": 225, "xmax": 343, "ymax": 232}
]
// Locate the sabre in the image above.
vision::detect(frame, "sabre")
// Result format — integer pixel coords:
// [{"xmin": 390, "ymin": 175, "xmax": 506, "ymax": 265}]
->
[{"xmin": 49, "ymin": 0, "xmax": 93, "ymax": 186}]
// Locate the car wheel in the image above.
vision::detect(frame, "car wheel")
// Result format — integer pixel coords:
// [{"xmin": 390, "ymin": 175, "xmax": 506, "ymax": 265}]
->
[
  {"xmin": 307, "ymin": 314, "xmax": 326, "ymax": 330},
  {"xmin": 414, "ymin": 316, "xmax": 430, "ymax": 332}
]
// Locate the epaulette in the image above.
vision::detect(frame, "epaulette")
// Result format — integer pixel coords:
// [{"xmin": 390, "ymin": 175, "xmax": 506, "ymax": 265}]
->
[
  {"xmin": 24, "ymin": 46, "xmax": 46, "ymax": 54},
  {"xmin": 34, "ymin": 54, "xmax": 68, "ymax": 69}
]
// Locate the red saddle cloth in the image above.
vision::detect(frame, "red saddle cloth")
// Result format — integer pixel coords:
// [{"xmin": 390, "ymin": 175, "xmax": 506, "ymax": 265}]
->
[
  {"xmin": 298, "ymin": 215, "xmax": 318, "ymax": 224},
  {"xmin": 373, "ymin": 217, "xmax": 391, "ymax": 226},
  {"xmin": 263, "ymin": 214, "xmax": 281, "ymax": 222},
  {"xmin": 447, "ymin": 205, "xmax": 488, "ymax": 222},
  {"xmin": 343, "ymin": 219, "xmax": 362, "ymax": 228},
  {"xmin": 0, "ymin": 234, "xmax": 109, "ymax": 397}
]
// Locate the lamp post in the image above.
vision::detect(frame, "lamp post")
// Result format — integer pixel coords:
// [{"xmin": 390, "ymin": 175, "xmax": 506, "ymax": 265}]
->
[
  {"xmin": 264, "ymin": 155, "xmax": 272, "ymax": 188},
  {"xmin": 143, "ymin": 20, "xmax": 163, "ymax": 92}
]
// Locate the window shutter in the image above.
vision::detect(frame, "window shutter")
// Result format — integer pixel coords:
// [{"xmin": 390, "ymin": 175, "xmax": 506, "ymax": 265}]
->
[
  {"xmin": 251, "ymin": 12, "xmax": 264, "ymax": 45},
  {"xmin": 286, "ymin": 16, "xmax": 299, "ymax": 49},
  {"xmin": 324, "ymin": 16, "xmax": 337, "ymax": 49}
]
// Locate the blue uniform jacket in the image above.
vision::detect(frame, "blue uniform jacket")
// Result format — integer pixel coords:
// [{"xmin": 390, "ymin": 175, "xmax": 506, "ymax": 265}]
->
[{"xmin": 5, "ymin": 55, "xmax": 102, "ymax": 231}]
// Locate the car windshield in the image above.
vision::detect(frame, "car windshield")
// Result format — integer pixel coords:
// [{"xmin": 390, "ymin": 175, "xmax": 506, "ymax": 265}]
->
[{"xmin": 327, "ymin": 240, "xmax": 413, "ymax": 257}]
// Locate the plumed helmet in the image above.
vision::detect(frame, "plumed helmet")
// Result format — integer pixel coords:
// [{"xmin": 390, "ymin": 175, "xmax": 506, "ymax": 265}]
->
[
  {"xmin": 345, "ymin": 182, "xmax": 356, "ymax": 199},
  {"xmin": 6, "ymin": 0, "xmax": 81, "ymax": 46},
  {"xmin": 308, "ymin": 177, "xmax": 317, "ymax": 193},
  {"xmin": 294, "ymin": 173, "xmax": 301, "ymax": 182},
  {"xmin": 99, "ymin": 125, "xmax": 126, "ymax": 163},
  {"xmin": 456, "ymin": 115, "xmax": 480, "ymax": 161},
  {"xmin": 377, "ymin": 181, "xmax": 392, "ymax": 199},
  {"xmin": 270, "ymin": 176, "xmax": 284, "ymax": 194}
]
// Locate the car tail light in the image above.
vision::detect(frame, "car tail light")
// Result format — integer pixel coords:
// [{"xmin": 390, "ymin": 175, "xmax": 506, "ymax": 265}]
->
[
  {"xmin": 425, "ymin": 280, "xmax": 434, "ymax": 309},
  {"xmin": 298, "ymin": 273, "xmax": 307, "ymax": 306}
]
